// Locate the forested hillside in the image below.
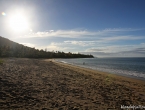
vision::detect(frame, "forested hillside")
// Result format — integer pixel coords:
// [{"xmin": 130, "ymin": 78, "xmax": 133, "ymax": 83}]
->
[{"xmin": 0, "ymin": 36, "xmax": 94, "ymax": 58}]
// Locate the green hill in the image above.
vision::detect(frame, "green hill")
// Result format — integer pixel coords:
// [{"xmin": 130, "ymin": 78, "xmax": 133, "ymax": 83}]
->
[{"xmin": 0, "ymin": 36, "xmax": 94, "ymax": 58}]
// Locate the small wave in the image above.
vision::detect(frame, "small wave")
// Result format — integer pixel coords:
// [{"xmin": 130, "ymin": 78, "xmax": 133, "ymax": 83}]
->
[
  {"xmin": 73, "ymin": 64, "xmax": 145, "ymax": 79},
  {"xmin": 60, "ymin": 61, "xmax": 68, "ymax": 64},
  {"xmin": 94, "ymin": 67, "xmax": 145, "ymax": 79}
]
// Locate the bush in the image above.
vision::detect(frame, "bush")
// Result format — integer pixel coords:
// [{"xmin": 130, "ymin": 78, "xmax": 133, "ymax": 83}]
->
[{"xmin": 0, "ymin": 59, "xmax": 4, "ymax": 65}]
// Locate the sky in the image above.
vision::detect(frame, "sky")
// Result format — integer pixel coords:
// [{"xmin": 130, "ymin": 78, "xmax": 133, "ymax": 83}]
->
[{"xmin": 0, "ymin": 0, "xmax": 145, "ymax": 57}]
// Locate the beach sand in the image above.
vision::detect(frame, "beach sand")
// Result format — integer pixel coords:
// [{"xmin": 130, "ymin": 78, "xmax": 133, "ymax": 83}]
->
[{"xmin": 0, "ymin": 58, "xmax": 145, "ymax": 110}]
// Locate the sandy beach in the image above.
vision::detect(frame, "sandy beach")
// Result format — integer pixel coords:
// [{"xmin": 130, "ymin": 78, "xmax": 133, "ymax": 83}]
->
[{"xmin": 0, "ymin": 58, "xmax": 145, "ymax": 110}]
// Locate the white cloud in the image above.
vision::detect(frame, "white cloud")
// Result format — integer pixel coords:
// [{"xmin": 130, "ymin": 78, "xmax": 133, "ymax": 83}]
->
[
  {"xmin": 86, "ymin": 46, "xmax": 130, "ymax": 53},
  {"xmin": 101, "ymin": 35, "xmax": 145, "ymax": 41},
  {"xmin": 102, "ymin": 28, "xmax": 145, "ymax": 32},
  {"xmin": 86, "ymin": 43, "xmax": 145, "ymax": 53},
  {"xmin": 21, "ymin": 30, "xmax": 95, "ymax": 38},
  {"xmin": 64, "ymin": 41, "xmax": 96, "ymax": 46},
  {"xmin": 20, "ymin": 28, "xmax": 145, "ymax": 39},
  {"xmin": 20, "ymin": 43, "xmax": 35, "ymax": 47},
  {"xmin": 37, "ymin": 42, "xmax": 75, "ymax": 52},
  {"xmin": 63, "ymin": 35, "xmax": 145, "ymax": 47}
]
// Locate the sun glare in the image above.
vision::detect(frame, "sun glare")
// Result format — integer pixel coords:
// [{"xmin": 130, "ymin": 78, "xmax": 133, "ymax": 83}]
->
[
  {"xmin": 2, "ymin": 12, "xmax": 6, "ymax": 16},
  {"xmin": 8, "ymin": 12, "xmax": 29, "ymax": 32}
]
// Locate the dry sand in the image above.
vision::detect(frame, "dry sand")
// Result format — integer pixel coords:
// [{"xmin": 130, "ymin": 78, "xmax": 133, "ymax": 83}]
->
[{"xmin": 0, "ymin": 58, "xmax": 145, "ymax": 110}]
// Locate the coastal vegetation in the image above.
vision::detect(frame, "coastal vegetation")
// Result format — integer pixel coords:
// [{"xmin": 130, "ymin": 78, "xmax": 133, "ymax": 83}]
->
[
  {"xmin": 0, "ymin": 59, "xmax": 4, "ymax": 65},
  {"xmin": 0, "ymin": 36, "xmax": 94, "ymax": 58}
]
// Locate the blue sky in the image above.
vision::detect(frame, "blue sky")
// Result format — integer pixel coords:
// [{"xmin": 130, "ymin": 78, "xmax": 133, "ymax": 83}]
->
[{"xmin": 0, "ymin": 0, "xmax": 145, "ymax": 57}]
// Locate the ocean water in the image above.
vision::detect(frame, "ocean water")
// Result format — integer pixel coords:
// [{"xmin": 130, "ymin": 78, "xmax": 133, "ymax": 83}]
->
[{"xmin": 56, "ymin": 58, "xmax": 145, "ymax": 80}]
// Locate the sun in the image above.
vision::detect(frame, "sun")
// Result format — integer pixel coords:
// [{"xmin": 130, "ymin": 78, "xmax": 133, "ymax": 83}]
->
[{"xmin": 8, "ymin": 13, "xmax": 29, "ymax": 32}]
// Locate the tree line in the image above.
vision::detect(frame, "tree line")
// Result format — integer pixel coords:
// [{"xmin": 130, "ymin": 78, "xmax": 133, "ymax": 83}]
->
[{"xmin": 0, "ymin": 36, "xmax": 94, "ymax": 58}]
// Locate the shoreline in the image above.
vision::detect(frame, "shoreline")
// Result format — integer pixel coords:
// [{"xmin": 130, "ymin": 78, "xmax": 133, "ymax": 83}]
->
[
  {"xmin": 51, "ymin": 59, "xmax": 145, "ymax": 83},
  {"xmin": 0, "ymin": 58, "xmax": 145, "ymax": 109},
  {"xmin": 53, "ymin": 58, "xmax": 145, "ymax": 81},
  {"xmin": 51, "ymin": 59, "xmax": 145, "ymax": 82}
]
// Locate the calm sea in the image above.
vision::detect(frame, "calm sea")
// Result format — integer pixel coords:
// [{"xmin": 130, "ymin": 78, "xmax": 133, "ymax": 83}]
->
[{"xmin": 56, "ymin": 58, "xmax": 145, "ymax": 80}]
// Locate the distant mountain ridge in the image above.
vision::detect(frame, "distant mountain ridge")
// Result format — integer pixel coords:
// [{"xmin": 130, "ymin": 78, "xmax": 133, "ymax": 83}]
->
[
  {"xmin": 0, "ymin": 36, "xmax": 20, "ymax": 47},
  {"xmin": 0, "ymin": 36, "xmax": 94, "ymax": 58}
]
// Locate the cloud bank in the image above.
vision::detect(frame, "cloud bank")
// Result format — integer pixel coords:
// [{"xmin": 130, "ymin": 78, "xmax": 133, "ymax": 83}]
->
[
  {"xmin": 20, "ymin": 28, "xmax": 145, "ymax": 38},
  {"xmin": 18, "ymin": 28, "xmax": 145, "ymax": 57}
]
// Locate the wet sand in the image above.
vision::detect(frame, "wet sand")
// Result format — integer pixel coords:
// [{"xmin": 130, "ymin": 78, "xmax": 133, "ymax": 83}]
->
[{"xmin": 0, "ymin": 58, "xmax": 145, "ymax": 110}]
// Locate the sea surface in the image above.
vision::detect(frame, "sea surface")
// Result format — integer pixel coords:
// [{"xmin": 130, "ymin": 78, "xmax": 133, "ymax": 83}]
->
[{"xmin": 56, "ymin": 58, "xmax": 145, "ymax": 80}]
